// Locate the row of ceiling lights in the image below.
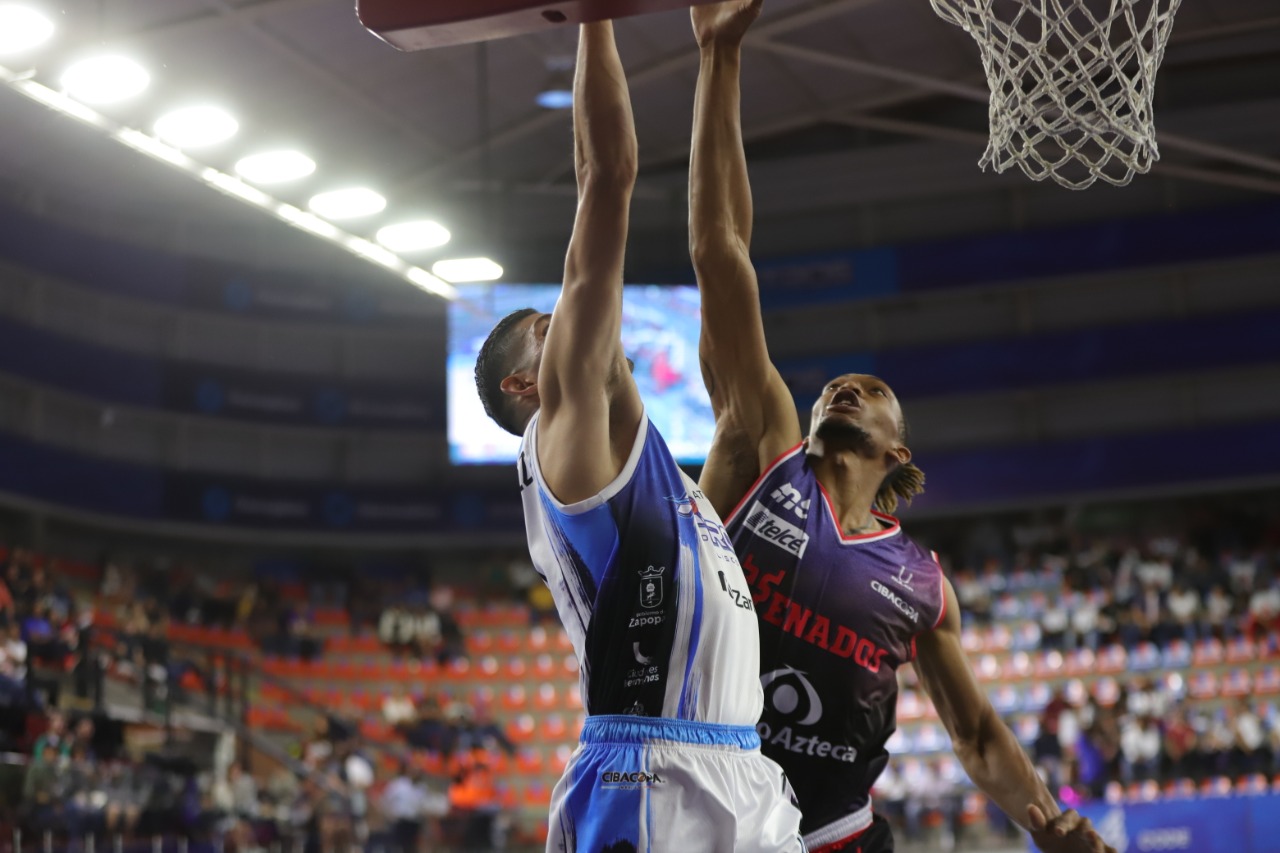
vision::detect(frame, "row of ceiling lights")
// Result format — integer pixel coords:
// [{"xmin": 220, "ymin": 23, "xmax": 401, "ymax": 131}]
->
[{"xmin": 0, "ymin": 4, "xmax": 502, "ymax": 290}]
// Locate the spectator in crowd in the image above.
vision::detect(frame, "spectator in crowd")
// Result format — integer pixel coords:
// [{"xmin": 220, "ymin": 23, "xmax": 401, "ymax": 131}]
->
[
  {"xmin": 383, "ymin": 686, "xmax": 417, "ymax": 728},
  {"xmin": 0, "ymin": 572, "xmax": 14, "ymax": 626},
  {"xmin": 1119, "ymin": 714, "xmax": 1161, "ymax": 782},
  {"xmin": 1231, "ymin": 700, "xmax": 1269, "ymax": 775},
  {"xmin": 1203, "ymin": 584, "xmax": 1234, "ymax": 639},
  {"xmin": 380, "ymin": 763, "xmax": 434, "ymax": 853},
  {"xmin": 1040, "ymin": 595, "xmax": 1069, "ymax": 650},
  {"xmin": 32, "ymin": 710, "xmax": 70, "ymax": 761},
  {"xmin": 1166, "ymin": 582, "xmax": 1201, "ymax": 642},
  {"xmin": 0, "ymin": 622, "xmax": 27, "ymax": 704},
  {"xmin": 23, "ymin": 740, "xmax": 70, "ymax": 832},
  {"xmin": 1247, "ymin": 579, "xmax": 1280, "ymax": 641}
]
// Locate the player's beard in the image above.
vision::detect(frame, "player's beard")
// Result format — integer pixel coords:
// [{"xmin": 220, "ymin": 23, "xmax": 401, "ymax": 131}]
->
[{"xmin": 815, "ymin": 417, "xmax": 874, "ymax": 450}]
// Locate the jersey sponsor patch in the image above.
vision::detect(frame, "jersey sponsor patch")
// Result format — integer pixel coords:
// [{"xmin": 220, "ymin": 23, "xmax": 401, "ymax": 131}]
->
[
  {"xmin": 871, "ymin": 580, "xmax": 919, "ymax": 624},
  {"xmin": 743, "ymin": 501, "xmax": 810, "ymax": 558}
]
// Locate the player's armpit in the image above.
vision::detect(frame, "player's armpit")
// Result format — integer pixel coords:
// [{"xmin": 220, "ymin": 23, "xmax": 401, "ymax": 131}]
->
[{"xmin": 699, "ymin": 414, "xmax": 761, "ymax": 520}]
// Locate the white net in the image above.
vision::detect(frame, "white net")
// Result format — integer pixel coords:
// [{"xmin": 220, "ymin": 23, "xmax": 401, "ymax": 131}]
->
[{"xmin": 929, "ymin": 0, "xmax": 1183, "ymax": 189}]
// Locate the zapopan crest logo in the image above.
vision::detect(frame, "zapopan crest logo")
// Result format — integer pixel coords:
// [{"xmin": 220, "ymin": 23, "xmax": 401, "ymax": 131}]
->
[
  {"xmin": 760, "ymin": 666, "xmax": 823, "ymax": 726},
  {"xmin": 639, "ymin": 566, "xmax": 666, "ymax": 610}
]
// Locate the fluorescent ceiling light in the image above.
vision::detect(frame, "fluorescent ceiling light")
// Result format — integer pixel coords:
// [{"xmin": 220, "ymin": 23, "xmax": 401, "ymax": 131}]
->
[
  {"xmin": 235, "ymin": 150, "xmax": 316, "ymax": 185},
  {"xmin": 376, "ymin": 220, "xmax": 451, "ymax": 253},
  {"xmin": 154, "ymin": 105, "xmax": 238, "ymax": 149},
  {"xmin": 432, "ymin": 257, "xmax": 503, "ymax": 283},
  {"xmin": 536, "ymin": 55, "xmax": 574, "ymax": 110},
  {"xmin": 0, "ymin": 5, "xmax": 54, "ymax": 55},
  {"xmin": 346, "ymin": 237, "xmax": 402, "ymax": 269},
  {"xmin": 308, "ymin": 187, "xmax": 386, "ymax": 220},
  {"xmin": 406, "ymin": 267, "xmax": 458, "ymax": 299},
  {"xmin": 61, "ymin": 56, "xmax": 149, "ymax": 104},
  {"xmin": 536, "ymin": 88, "xmax": 573, "ymax": 110}
]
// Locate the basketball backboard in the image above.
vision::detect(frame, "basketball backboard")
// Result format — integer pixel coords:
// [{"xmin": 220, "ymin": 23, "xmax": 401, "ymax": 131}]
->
[{"xmin": 358, "ymin": 0, "xmax": 725, "ymax": 51}]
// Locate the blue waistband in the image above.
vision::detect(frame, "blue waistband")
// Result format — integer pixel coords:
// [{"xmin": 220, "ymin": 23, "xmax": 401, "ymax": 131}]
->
[{"xmin": 581, "ymin": 715, "xmax": 761, "ymax": 749}]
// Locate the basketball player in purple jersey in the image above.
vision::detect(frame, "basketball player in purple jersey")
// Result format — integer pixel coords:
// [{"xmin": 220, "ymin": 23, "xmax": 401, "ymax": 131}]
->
[{"xmin": 688, "ymin": 3, "xmax": 1114, "ymax": 852}]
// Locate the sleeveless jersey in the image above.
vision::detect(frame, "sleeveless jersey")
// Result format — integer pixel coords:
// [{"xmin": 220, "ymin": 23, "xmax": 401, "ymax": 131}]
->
[
  {"xmin": 724, "ymin": 443, "xmax": 947, "ymax": 838},
  {"xmin": 519, "ymin": 412, "xmax": 764, "ymax": 725}
]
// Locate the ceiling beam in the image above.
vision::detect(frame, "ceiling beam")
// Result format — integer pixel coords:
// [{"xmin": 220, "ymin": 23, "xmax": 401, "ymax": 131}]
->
[
  {"xmin": 108, "ymin": 0, "xmax": 335, "ymax": 43},
  {"xmin": 192, "ymin": 0, "xmax": 449, "ymax": 159},
  {"xmin": 754, "ymin": 37, "xmax": 1280, "ymax": 182},
  {"xmin": 828, "ymin": 113, "xmax": 1280, "ymax": 195},
  {"xmin": 397, "ymin": 0, "xmax": 892, "ymax": 193}
]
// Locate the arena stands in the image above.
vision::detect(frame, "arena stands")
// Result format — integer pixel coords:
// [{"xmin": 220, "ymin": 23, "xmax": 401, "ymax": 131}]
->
[{"xmin": 0, "ymin": 490, "xmax": 1277, "ymax": 850}]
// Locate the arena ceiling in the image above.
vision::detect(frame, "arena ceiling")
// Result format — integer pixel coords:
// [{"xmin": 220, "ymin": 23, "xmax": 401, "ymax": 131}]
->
[{"xmin": 0, "ymin": 0, "xmax": 1278, "ymax": 286}]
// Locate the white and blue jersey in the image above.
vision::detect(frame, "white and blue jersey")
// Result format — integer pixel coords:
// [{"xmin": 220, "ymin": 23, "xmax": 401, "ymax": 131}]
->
[
  {"xmin": 519, "ymin": 411, "xmax": 763, "ymax": 725},
  {"xmin": 519, "ymin": 412, "xmax": 805, "ymax": 853}
]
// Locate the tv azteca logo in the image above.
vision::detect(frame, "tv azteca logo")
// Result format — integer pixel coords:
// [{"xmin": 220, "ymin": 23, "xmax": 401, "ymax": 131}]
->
[{"xmin": 757, "ymin": 666, "xmax": 858, "ymax": 764}]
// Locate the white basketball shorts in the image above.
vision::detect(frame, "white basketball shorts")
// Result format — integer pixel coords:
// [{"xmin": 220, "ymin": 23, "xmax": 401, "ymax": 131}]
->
[{"xmin": 547, "ymin": 715, "xmax": 806, "ymax": 853}]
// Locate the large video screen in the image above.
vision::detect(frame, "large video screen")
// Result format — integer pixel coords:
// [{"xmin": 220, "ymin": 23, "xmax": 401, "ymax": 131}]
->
[{"xmin": 448, "ymin": 284, "xmax": 713, "ymax": 465}]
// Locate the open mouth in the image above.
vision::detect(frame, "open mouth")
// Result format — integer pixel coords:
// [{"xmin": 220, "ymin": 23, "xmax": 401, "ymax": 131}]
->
[{"xmin": 826, "ymin": 388, "xmax": 861, "ymax": 414}]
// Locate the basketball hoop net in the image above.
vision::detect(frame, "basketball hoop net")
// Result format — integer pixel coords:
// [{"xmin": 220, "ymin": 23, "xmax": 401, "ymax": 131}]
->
[{"xmin": 930, "ymin": 0, "xmax": 1183, "ymax": 189}]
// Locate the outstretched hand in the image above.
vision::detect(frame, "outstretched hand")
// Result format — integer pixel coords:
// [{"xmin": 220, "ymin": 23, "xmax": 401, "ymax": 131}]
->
[
  {"xmin": 691, "ymin": 0, "xmax": 763, "ymax": 49},
  {"xmin": 1028, "ymin": 804, "xmax": 1116, "ymax": 853}
]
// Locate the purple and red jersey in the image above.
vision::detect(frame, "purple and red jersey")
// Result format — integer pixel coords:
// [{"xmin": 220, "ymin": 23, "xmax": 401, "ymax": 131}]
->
[{"xmin": 724, "ymin": 442, "xmax": 947, "ymax": 844}]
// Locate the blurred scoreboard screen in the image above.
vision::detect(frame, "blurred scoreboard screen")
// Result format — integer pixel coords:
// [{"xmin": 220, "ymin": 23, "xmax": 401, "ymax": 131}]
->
[{"xmin": 448, "ymin": 284, "xmax": 713, "ymax": 465}]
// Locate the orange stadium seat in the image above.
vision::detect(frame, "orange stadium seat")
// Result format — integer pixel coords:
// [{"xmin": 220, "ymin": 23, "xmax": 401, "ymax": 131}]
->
[
  {"xmin": 1188, "ymin": 672, "xmax": 1218, "ymax": 699},
  {"xmin": 1096, "ymin": 645, "xmax": 1127, "ymax": 673},
  {"xmin": 515, "ymin": 748, "xmax": 545, "ymax": 775},
  {"xmin": 1255, "ymin": 667, "xmax": 1280, "ymax": 695},
  {"xmin": 497, "ymin": 630, "xmax": 521, "ymax": 653},
  {"xmin": 1004, "ymin": 652, "xmax": 1033, "ymax": 680},
  {"xmin": 1222, "ymin": 668, "xmax": 1252, "ymax": 697},
  {"xmin": 468, "ymin": 630, "xmax": 495, "ymax": 654},
  {"xmin": 502, "ymin": 685, "xmax": 528, "ymax": 711},
  {"xmin": 522, "ymin": 782, "xmax": 552, "ymax": 809},
  {"xmin": 1226, "ymin": 636, "xmax": 1257, "ymax": 663},
  {"xmin": 507, "ymin": 715, "xmax": 536, "ymax": 744},
  {"xmin": 526, "ymin": 626, "xmax": 550, "ymax": 653},
  {"xmin": 550, "ymin": 744, "xmax": 573, "ymax": 774},
  {"xmin": 541, "ymin": 714, "xmax": 568, "ymax": 741},
  {"xmin": 477, "ymin": 656, "xmax": 501, "ymax": 680},
  {"xmin": 974, "ymin": 654, "xmax": 1000, "ymax": 682},
  {"xmin": 1193, "ymin": 638, "xmax": 1225, "ymax": 666},
  {"xmin": 534, "ymin": 683, "xmax": 558, "ymax": 710}
]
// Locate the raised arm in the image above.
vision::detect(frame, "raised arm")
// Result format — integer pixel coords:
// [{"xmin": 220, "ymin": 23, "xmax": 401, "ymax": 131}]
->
[
  {"xmin": 689, "ymin": 1, "xmax": 801, "ymax": 516},
  {"xmin": 537, "ymin": 21, "xmax": 643, "ymax": 504},
  {"xmin": 914, "ymin": 580, "xmax": 1113, "ymax": 853}
]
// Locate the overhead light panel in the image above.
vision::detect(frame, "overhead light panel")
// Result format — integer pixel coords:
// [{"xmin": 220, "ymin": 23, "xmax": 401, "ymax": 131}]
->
[
  {"xmin": 406, "ymin": 267, "xmax": 458, "ymax": 300},
  {"xmin": 0, "ymin": 4, "xmax": 54, "ymax": 56},
  {"xmin": 154, "ymin": 105, "xmax": 238, "ymax": 149},
  {"xmin": 536, "ymin": 55, "xmax": 574, "ymax": 110},
  {"xmin": 308, "ymin": 187, "xmax": 386, "ymax": 220},
  {"xmin": 376, "ymin": 220, "xmax": 451, "ymax": 253},
  {"xmin": 61, "ymin": 56, "xmax": 149, "ymax": 104},
  {"xmin": 235, "ymin": 150, "xmax": 316, "ymax": 185},
  {"xmin": 433, "ymin": 257, "xmax": 503, "ymax": 283}
]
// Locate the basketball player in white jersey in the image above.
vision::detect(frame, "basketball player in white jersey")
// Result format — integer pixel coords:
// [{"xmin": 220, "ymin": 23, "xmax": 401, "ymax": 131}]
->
[
  {"xmin": 473, "ymin": 20, "xmax": 803, "ymax": 853},
  {"xmin": 688, "ymin": 3, "xmax": 1113, "ymax": 852}
]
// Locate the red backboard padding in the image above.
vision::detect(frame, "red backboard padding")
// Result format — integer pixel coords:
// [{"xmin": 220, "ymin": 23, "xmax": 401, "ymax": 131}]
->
[{"xmin": 358, "ymin": 0, "xmax": 723, "ymax": 50}]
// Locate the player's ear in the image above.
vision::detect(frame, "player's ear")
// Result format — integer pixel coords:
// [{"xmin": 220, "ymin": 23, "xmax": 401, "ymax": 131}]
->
[
  {"xmin": 500, "ymin": 372, "xmax": 537, "ymax": 398},
  {"xmin": 889, "ymin": 443, "xmax": 912, "ymax": 468}
]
